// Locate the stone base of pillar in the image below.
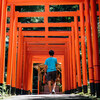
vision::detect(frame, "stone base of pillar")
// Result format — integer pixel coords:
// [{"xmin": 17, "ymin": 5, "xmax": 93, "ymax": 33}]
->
[
  {"xmin": 6, "ymin": 85, "xmax": 11, "ymax": 94},
  {"xmin": 78, "ymin": 87, "xmax": 82, "ymax": 92},
  {"xmin": 16, "ymin": 88, "xmax": 21, "ymax": 95},
  {"xmin": 95, "ymin": 83, "xmax": 100, "ymax": 98},
  {"xmin": 22, "ymin": 90, "xmax": 27, "ymax": 95},
  {"xmin": 11, "ymin": 87, "xmax": 16, "ymax": 95},
  {"xmin": 90, "ymin": 83, "xmax": 95, "ymax": 96},
  {"xmin": 83, "ymin": 85, "xmax": 87, "ymax": 93},
  {"xmin": 70, "ymin": 89, "xmax": 74, "ymax": 93},
  {"xmin": 65, "ymin": 90, "xmax": 71, "ymax": 94}
]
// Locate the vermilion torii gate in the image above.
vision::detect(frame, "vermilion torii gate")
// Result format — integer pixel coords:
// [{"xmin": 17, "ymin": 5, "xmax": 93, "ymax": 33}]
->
[{"xmin": 0, "ymin": 0, "xmax": 100, "ymax": 97}]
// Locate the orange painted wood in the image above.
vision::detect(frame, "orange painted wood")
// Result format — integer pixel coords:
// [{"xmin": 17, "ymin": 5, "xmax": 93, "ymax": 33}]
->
[
  {"xmin": 27, "ymin": 55, "xmax": 33, "ymax": 93},
  {"xmin": 6, "ymin": 4, "xmax": 15, "ymax": 86},
  {"xmin": 27, "ymin": 51, "xmax": 65, "ymax": 55},
  {"xmin": 24, "ymin": 38, "xmax": 69, "ymax": 42},
  {"xmin": 16, "ymin": 27, "xmax": 22, "ymax": 89},
  {"xmin": 69, "ymin": 36, "xmax": 73, "ymax": 90},
  {"xmin": 19, "ymin": 35, "xmax": 23, "ymax": 89},
  {"xmin": 30, "ymin": 56, "xmax": 33, "ymax": 93},
  {"xmin": 7, "ymin": 11, "xmax": 10, "ymax": 17},
  {"xmin": 7, "ymin": 0, "xmax": 84, "ymax": 5},
  {"xmin": 72, "ymin": 27, "xmax": 77, "ymax": 90},
  {"xmin": 38, "ymin": 80, "xmax": 39, "ymax": 94},
  {"xmin": 27, "ymin": 48, "xmax": 65, "ymax": 52},
  {"xmin": 0, "ymin": 0, "xmax": 2, "ymax": 33},
  {"xmin": 90, "ymin": 0, "xmax": 100, "ymax": 84},
  {"xmin": 11, "ymin": 17, "xmax": 18, "ymax": 88},
  {"xmin": 15, "ymin": 11, "xmax": 80, "ymax": 17},
  {"xmin": 25, "ymin": 54, "xmax": 30, "ymax": 91},
  {"xmin": 74, "ymin": 16, "xmax": 82, "ymax": 88},
  {"xmin": 80, "ymin": 3, "xmax": 87, "ymax": 86},
  {"xmin": 0, "ymin": 0, "xmax": 7, "ymax": 84},
  {"xmin": 61, "ymin": 59, "xmax": 65, "ymax": 92},
  {"xmin": 85, "ymin": 0, "xmax": 94, "ymax": 83},
  {"xmin": 0, "ymin": 0, "xmax": 2, "ymax": 84},
  {"xmin": 25, "ymin": 53, "xmax": 29, "ymax": 91},
  {"xmin": 64, "ymin": 47, "xmax": 67, "ymax": 91},
  {"xmin": 23, "ymin": 42, "xmax": 27, "ymax": 91},
  {"xmin": 18, "ymin": 23, "xmax": 74, "ymax": 27},
  {"xmin": 22, "ymin": 31, "xmax": 71, "ymax": 37},
  {"xmin": 66, "ymin": 43, "xmax": 70, "ymax": 91}
]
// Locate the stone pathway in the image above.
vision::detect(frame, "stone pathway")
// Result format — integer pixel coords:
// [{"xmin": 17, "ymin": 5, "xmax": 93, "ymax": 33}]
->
[{"xmin": 2, "ymin": 94, "xmax": 93, "ymax": 100}]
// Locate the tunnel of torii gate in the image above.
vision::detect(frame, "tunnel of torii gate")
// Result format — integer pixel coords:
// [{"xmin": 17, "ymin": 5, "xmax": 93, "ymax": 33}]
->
[{"xmin": 0, "ymin": 0, "xmax": 100, "ymax": 97}]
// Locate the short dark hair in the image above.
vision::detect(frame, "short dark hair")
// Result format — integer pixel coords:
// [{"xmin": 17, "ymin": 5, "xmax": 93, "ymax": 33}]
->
[{"xmin": 49, "ymin": 50, "xmax": 54, "ymax": 56}]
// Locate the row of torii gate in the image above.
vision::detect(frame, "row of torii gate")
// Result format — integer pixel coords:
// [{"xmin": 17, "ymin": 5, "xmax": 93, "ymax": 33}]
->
[{"xmin": 0, "ymin": 0, "xmax": 100, "ymax": 97}]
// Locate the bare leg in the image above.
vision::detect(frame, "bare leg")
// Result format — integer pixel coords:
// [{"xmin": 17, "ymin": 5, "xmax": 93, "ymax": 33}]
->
[
  {"xmin": 48, "ymin": 81, "xmax": 51, "ymax": 93},
  {"xmin": 52, "ymin": 81, "xmax": 56, "ymax": 92}
]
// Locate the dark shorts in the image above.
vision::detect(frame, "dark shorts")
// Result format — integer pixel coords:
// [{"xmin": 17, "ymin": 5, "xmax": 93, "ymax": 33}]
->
[{"xmin": 46, "ymin": 71, "xmax": 57, "ymax": 82}]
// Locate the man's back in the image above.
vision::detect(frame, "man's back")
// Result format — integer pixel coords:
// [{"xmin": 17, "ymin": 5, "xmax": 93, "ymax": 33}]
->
[{"xmin": 45, "ymin": 57, "xmax": 57, "ymax": 73}]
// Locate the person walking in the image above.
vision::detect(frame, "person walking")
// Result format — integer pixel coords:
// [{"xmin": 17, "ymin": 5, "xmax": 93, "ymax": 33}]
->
[{"xmin": 44, "ymin": 50, "xmax": 57, "ymax": 94}]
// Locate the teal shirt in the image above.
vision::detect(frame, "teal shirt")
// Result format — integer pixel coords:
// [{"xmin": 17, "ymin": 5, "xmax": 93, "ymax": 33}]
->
[{"xmin": 44, "ymin": 57, "xmax": 57, "ymax": 73}]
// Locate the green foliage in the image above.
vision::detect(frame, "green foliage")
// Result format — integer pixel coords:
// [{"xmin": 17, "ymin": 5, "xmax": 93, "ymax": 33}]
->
[
  {"xmin": 18, "ymin": 17, "xmax": 44, "ymax": 23},
  {"xmin": 50, "ymin": 5, "xmax": 79, "ymax": 12},
  {"xmin": 7, "ymin": 6, "xmax": 10, "ymax": 11},
  {"xmin": 15, "ymin": 5, "xmax": 44, "ymax": 12}
]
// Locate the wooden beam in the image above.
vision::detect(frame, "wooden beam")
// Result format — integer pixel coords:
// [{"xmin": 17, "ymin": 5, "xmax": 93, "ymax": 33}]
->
[
  {"xmin": 15, "ymin": 11, "xmax": 80, "ymax": 17},
  {"xmin": 24, "ymin": 37, "xmax": 69, "ymax": 42},
  {"xmin": 27, "ymin": 51, "xmax": 65, "ymax": 55},
  {"xmin": 7, "ymin": 0, "xmax": 84, "ymax": 5},
  {"xmin": 18, "ymin": 23, "xmax": 74, "ymax": 27},
  {"xmin": 22, "ymin": 31, "xmax": 71, "ymax": 36}
]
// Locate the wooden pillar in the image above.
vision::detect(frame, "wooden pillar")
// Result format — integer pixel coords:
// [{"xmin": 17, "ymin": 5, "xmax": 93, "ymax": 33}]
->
[
  {"xmin": 0, "ymin": 0, "xmax": 7, "ymax": 85},
  {"xmin": 27, "ymin": 54, "xmax": 33, "ymax": 94},
  {"xmin": 6, "ymin": 4, "xmax": 15, "ymax": 88},
  {"xmin": 27, "ymin": 55, "xmax": 33, "ymax": 94},
  {"xmin": 64, "ymin": 46, "xmax": 67, "ymax": 93},
  {"xmin": 11, "ymin": 17, "xmax": 18, "ymax": 95},
  {"xmin": 26, "ymin": 54, "xmax": 29, "ymax": 94},
  {"xmin": 38, "ymin": 66, "xmax": 40, "ymax": 94},
  {"xmin": 64, "ymin": 43, "xmax": 71, "ymax": 93},
  {"xmin": 72, "ymin": 27, "xmax": 77, "ymax": 92},
  {"xmin": 44, "ymin": 4, "xmax": 49, "ymax": 39},
  {"xmin": 74, "ymin": 16, "xmax": 82, "ymax": 92},
  {"xmin": 61, "ymin": 59, "xmax": 65, "ymax": 92},
  {"xmin": 16, "ymin": 27, "xmax": 22, "ymax": 95},
  {"xmin": 25, "ymin": 53, "xmax": 29, "ymax": 94},
  {"xmin": 30, "ymin": 57, "xmax": 33, "ymax": 94},
  {"xmin": 69, "ymin": 36, "xmax": 73, "ymax": 92},
  {"xmin": 23, "ymin": 42, "xmax": 27, "ymax": 94},
  {"xmin": 67, "ymin": 42, "xmax": 71, "ymax": 92},
  {"xmin": 19, "ymin": 34, "xmax": 23, "ymax": 93},
  {"xmin": 80, "ymin": 3, "xmax": 88, "ymax": 93},
  {"xmin": 85, "ymin": 0, "xmax": 95, "ymax": 95},
  {"xmin": 0, "ymin": 0, "xmax": 2, "ymax": 33},
  {"xmin": 90, "ymin": 0, "xmax": 100, "ymax": 97}
]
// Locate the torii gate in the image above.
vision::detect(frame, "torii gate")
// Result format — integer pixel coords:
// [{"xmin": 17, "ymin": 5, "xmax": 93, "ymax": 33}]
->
[{"xmin": 0, "ymin": 0, "xmax": 100, "ymax": 97}]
